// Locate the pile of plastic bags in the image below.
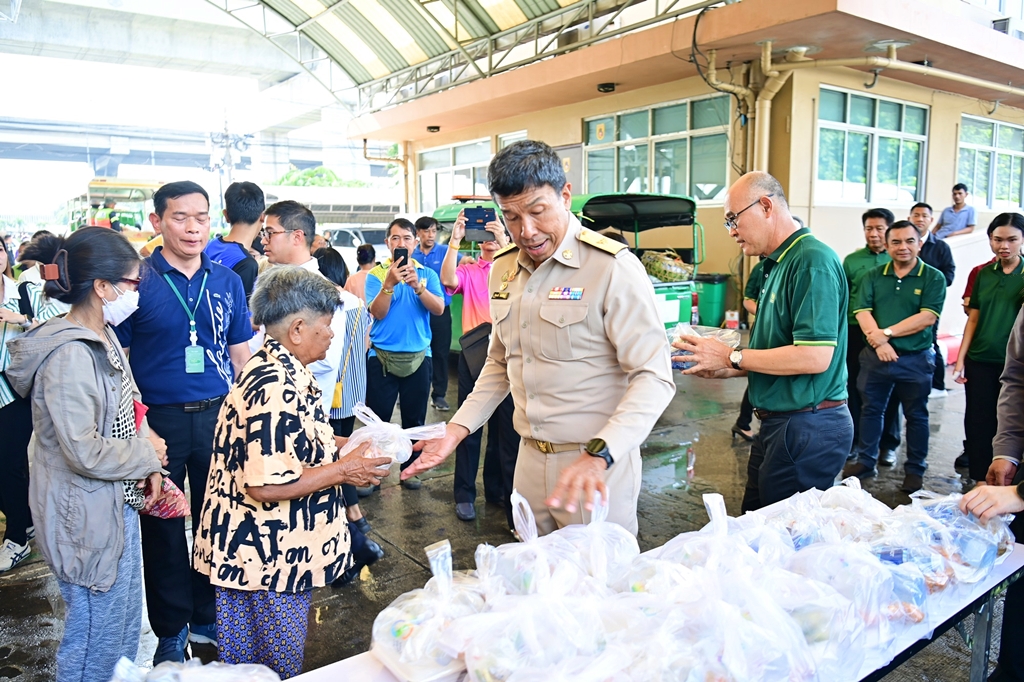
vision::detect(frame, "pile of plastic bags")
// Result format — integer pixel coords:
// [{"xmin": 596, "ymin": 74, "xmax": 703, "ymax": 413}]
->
[
  {"xmin": 371, "ymin": 481, "xmax": 1015, "ymax": 682},
  {"xmin": 109, "ymin": 658, "xmax": 282, "ymax": 681}
]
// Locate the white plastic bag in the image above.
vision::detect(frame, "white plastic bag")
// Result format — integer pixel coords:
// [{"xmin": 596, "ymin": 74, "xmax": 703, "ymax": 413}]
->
[
  {"xmin": 109, "ymin": 658, "xmax": 282, "ymax": 681},
  {"xmin": 371, "ymin": 540, "xmax": 487, "ymax": 682},
  {"xmin": 549, "ymin": 492, "xmax": 640, "ymax": 585},
  {"xmin": 339, "ymin": 402, "xmax": 447, "ymax": 464}
]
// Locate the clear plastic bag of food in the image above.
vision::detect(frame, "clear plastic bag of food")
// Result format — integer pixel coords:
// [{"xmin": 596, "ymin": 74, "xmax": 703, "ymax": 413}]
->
[
  {"xmin": 478, "ymin": 491, "xmax": 588, "ymax": 596},
  {"xmin": 668, "ymin": 323, "xmax": 741, "ymax": 370},
  {"xmin": 870, "ymin": 511, "xmax": 958, "ymax": 595},
  {"xmin": 651, "ymin": 494, "xmax": 762, "ymax": 570},
  {"xmin": 460, "ymin": 594, "xmax": 608, "ymax": 682},
  {"xmin": 371, "ymin": 540, "xmax": 487, "ymax": 682},
  {"xmin": 549, "ymin": 492, "xmax": 640, "ymax": 585},
  {"xmin": 820, "ymin": 477, "xmax": 893, "ymax": 520},
  {"xmin": 110, "ymin": 658, "xmax": 282, "ymax": 681},
  {"xmin": 911, "ymin": 490, "xmax": 1014, "ymax": 577},
  {"xmin": 759, "ymin": 566, "xmax": 865, "ymax": 679},
  {"xmin": 786, "ymin": 542, "xmax": 897, "ymax": 651},
  {"xmin": 339, "ymin": 402, "xmax": 447, "ymax": 464}
]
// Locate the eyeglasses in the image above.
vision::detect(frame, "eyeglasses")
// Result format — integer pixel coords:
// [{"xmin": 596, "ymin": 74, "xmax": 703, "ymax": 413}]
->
[
  {"xmin": 259, "ymin": 227, "xmax": 298, "ymax": 240},
  {"xmin": 724, "ymin": 193, "xmax": 774, "ymax": 232},
  {"xmin": 119, "ymin": 277, "xmax": 142, "ymax": 288}
]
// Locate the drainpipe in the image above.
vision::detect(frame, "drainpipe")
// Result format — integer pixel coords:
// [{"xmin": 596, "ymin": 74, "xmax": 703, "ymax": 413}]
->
[
  {"xmin": 364, "ymin": 139, "xmax": 409, "ymax": 212},
  {"xmin": 707, "ymin": 50, "xmax": 755, "ymax": 114},
  {"xmin": 753, "ymin": 41, "xmax": 794, "ymax": 172}
]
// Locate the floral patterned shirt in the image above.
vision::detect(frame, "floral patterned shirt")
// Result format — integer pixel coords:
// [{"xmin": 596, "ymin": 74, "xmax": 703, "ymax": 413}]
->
[{"xmin": 193, "ymin": 336, "xmax": 351, "ymax": 593}]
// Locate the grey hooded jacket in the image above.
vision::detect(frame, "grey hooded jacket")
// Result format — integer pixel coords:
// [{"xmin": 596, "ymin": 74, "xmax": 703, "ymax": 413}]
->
[{"xmin": 6, "ymin": 317, "xmax": 162, "ymax": 591}]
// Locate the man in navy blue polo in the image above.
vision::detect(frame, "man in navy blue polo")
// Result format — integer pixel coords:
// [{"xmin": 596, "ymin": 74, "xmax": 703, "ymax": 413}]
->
[{"xmin": 114, "ymin": 181, "xmax": 252, "ymax": 664}]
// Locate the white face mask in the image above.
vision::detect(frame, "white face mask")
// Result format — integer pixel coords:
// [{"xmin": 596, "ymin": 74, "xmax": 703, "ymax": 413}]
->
[{"xmin": 102, "ymin": 284, "xmax": 140, "ymax": 326}]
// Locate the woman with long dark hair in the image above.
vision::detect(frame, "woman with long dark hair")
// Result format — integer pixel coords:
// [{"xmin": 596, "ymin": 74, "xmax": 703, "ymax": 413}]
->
[{"xmin": 6, "ymin": 227, "xmax": 168, "ymax": 682}]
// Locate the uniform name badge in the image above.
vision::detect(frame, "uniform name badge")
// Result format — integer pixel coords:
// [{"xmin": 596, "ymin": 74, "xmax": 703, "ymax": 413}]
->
[{"xmin": 549, "ymin": 287, "xmax": 584, "ymax": 300}]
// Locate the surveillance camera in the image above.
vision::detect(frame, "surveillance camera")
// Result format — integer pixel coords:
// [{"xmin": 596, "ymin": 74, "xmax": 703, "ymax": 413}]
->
[
  {"xmin": 427, "ymin": 125, "xmax": 441, "ymax": 133},
  {"xmin": 597, "ymin": 83, "xmax": 615, "ymax": 93}
]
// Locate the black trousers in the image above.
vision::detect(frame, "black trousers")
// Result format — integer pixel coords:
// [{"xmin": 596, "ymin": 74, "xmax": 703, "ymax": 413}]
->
[
  {"xmin": 452, "ymin": 350, "xmax": 518, "ymax": 526},
  {"xmin": 847, "ymin": 326, "xmax": 902, "ymax": 453},
  {"xmin": 735, "ymin": 388, "xmax": 754, "ymax": 432},
  {"xmin": 0, "ymin": 394, "xmax": 33, "ymax": 545},
  {"xmin": 964, "ymin": 357, "xmax": 1004, "ymax": 481},
  {"xmin": 741, "ymin": 405, "xmax": 853, "ymax": 513},
  {"xmin": 999, "ymin": 494, "xmax": 1024, "ymax": 680},
  {"xmin": 141, "ymin": 399, "xmax": 222, "ymax": 638},
  {"xmin": 365, "ymin": 355, "xmax": 431, "ymax": 471},
  {"xmin": 932, "ymin": 326, "xmax": 946, "ymax": 390},
  {"xmin": 330, "ymin": 416, "xmax": 359, "ymax": 507},
  {"xmin": 429, "ymin": 307, "xmax": 452, "ymax": 401}
]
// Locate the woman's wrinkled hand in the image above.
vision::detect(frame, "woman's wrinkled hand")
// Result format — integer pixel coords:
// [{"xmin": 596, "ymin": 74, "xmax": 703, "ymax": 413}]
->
[
  {"xmin": 335, "ymin": 441, "xmax": 392, "ymax": 488},
  {"xmin": 140, "ymin": 472, "xmax": 165, "ymax": 512}
]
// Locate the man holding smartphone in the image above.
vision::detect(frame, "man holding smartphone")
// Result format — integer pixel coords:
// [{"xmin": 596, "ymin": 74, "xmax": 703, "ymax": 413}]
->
[{"xmin": 364, "ymin": 218, "xmax": 445, "ymax": 490}]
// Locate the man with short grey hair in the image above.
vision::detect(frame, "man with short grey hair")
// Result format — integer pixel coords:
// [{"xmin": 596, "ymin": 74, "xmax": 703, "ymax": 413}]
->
[{"xmin": 676, "ymin": 171, "xmax": 852, "ymax": 511}]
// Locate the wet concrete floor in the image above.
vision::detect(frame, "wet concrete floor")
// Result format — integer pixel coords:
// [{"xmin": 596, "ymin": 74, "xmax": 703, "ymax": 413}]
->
[{"xmin": 0, "ymin": 364, "xmax": 991, "ymax": 680}]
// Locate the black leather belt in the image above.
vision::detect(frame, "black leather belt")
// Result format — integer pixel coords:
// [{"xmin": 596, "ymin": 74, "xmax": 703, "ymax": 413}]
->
[
  {"xmin": 754, "ymin": 399, "xmax": 846, "ymax": 421},
  {"xmin": 156, "ymin": 396, "xmax": 226, "ymax": 413}
]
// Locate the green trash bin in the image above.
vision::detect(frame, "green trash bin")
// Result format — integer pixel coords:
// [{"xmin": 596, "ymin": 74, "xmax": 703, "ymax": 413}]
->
[{"xmin": 694, "ymin": 274, "xmax": 728, "ymax": 327}]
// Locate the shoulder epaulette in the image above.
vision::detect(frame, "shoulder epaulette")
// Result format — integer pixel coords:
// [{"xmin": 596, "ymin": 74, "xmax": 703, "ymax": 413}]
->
[
  {"xmin": 578, "ymin": 228, "xmax": 628, "ymax": 256},
  {"xmin": 494, "ymin": 243, "xmax": 519, "ymax": 259}
]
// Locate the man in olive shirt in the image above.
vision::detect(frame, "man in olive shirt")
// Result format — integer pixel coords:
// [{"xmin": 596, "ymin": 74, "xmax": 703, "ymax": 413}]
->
[
  {"xmin": 675, "ymin": 171, "xmax": 852, "ymax": 512},
  {"xmin": 843, "ymin": 208, "xmax": 899, "ymax": 465},
  {"xmin": 843, "ymin": 221, "xmax": 946, "ymax": 493}
]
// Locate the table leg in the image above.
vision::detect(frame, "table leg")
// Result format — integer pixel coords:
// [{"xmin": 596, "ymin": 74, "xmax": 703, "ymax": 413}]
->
[{"xmin": 969, "ymin": 593, "xmax": 995, "ymax": 682}]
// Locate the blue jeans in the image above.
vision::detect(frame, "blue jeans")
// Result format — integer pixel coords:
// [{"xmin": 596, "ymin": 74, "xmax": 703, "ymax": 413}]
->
[
  {"xmin": 57, "ymin": 505, "xmax": 142, "ymax": 682},
  {"xmin": 740, "ymin": 404, "xmax": 853, "ymax": 512},
  {"xmin": 855, "ymin": 347, "xmax": 934, "ymax": 475}
]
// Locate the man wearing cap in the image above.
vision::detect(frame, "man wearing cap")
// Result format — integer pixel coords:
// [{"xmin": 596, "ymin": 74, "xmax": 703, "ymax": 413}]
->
[{"xmin": 405, "ymin": 140, "xmax": 674, "ymax": 535}]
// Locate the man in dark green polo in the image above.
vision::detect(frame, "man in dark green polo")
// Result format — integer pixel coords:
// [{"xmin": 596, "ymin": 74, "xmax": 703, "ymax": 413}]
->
[
  {"xmin": 843, "ymin": 208, "xmax": 900, "ymax": 466},
  {"xmin": 843, "ymin": 221, "xmax": 946, "ymax": 493},
  {"xmin": 673, "ymin": 171, "xmax": 852, "ymax": 512}
]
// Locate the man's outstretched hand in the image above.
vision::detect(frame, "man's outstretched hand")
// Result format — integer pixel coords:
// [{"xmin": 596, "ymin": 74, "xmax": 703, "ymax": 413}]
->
[
  {"xmin": 402, "ymin": 423, "xmax": 471, "ymax": 479},
  {"xmin": 546, "ymin": 453, "xmax": 609, "ymax": 514}
]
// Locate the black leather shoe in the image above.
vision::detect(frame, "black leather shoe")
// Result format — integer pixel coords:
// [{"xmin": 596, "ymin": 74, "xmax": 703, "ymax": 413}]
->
[
  {"xmin": 332, "ymin": 538, "xmax": 385, "ymax": 588},
  {"xmin": 878, "ymin": 450, "xmax": 897, "ymax": 467},
  {"xmin": 351, "ymin": 517, "xmax": 371, "ymax": 535},
  {"xmin": 355, "ymin": 484, "xmax": 380, "ymax": 498},
  {"xmin": 401, "ymin": 477, "xmax": 422, "ymax": 490},
  {"xmin": 901, "ymin": 473, "xmax": 924, "ymax": 494},
  {"xmin": 955, "ymin": 451, "xmax": 970, "ymax": 469},
  {"xmin": 843, "ymin": 462, "xmax": 878, "ymax": 480},
  {"xmin": 455, "ymin": 502, "xmax": 476, "ymax": 521}
]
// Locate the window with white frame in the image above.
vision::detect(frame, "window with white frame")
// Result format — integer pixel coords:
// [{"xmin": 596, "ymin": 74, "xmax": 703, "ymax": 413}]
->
[
  {"xmin": 582, "ymin": 95, "xmax": 731, "ymax": 201},
  {"xmin": 418, "ymin": 140, "xmax": 491, "ymax": 213},
  {"xmin": 958, "ymin": 115, "xmax": 1024, "ymax": 210},
  {"xmin": 499, "ymin": 131, "xmax": 527, "ymax": 149},
  {"xmin": 816, "ymin": 87, "xmax": 928, "ymax": 204}
]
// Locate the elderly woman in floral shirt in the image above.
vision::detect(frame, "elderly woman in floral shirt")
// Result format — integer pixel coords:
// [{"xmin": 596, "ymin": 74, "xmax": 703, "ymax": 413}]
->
[{"xmin": 193, "ymin": 267, "xmax": 392, "ymax": 678}]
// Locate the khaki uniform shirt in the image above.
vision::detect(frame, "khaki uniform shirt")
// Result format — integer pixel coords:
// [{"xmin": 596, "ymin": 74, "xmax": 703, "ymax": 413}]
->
[{"xmin": 451, "ymin": 213, "xmax": 675, "ymax": 460}]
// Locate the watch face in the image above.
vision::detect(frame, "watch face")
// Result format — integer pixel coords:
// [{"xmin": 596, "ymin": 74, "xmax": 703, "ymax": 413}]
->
[{"xmin": 586, "ymin": 438, "xmax": 607, "ymax": 454}]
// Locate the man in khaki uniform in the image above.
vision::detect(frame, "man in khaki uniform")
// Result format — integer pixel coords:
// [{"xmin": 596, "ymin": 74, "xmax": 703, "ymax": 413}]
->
[{"xmin": 404, "ymin": 140, "xmax": 675, "ymax": 535}]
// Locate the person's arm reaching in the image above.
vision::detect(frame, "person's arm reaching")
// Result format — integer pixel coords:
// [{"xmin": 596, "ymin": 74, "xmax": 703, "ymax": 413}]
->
[{"xmin": 248, "ymin": 442, "xmax": 391, "ymax": 503}]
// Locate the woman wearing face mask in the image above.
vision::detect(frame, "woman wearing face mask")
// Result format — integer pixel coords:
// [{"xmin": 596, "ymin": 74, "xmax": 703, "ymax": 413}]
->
[{"xmin": 5, "ymin": 227, "xmax": 168, "ymax": 682}]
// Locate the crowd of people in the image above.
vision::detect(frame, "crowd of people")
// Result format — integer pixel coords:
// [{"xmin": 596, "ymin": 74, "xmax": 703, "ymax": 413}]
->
[{"xmin": 3, "ymin": 142, "xmax": 1024, "ymax": 681}]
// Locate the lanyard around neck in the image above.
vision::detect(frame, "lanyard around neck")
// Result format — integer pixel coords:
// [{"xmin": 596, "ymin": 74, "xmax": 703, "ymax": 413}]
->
[{"xmin": 163, "ymin": 271, "xmax": 208, "ymax": 344}]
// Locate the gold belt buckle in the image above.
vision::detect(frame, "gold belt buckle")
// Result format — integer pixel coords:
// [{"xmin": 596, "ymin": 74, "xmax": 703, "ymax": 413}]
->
[{"xmin": 535, "ymin": 440, "xmax": 553, "ymax": 454}]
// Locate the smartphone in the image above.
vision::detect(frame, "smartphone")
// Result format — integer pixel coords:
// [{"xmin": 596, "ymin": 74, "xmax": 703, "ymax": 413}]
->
[
  {"xmin": 464, "ymin": 207, "xmax": 497, "ymax": 242},
  {"xmin": 393, "ymin": 247, "xmax": 409, "ymax": 267}
]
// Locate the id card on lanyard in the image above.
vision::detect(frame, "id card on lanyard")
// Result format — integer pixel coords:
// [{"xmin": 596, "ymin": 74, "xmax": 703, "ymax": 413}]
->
[{"xmin": 163, "ymin": 271, "xmax": 209, "ymax": 374}]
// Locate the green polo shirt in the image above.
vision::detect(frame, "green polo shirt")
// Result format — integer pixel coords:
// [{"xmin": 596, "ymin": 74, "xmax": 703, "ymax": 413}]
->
[
  {"xmin": 842, "ymin": 246, "xmax": 891, "ymax": 326},
  {"xmin": 852, "ymin": 259, "xmax": 946, "ymax": 353},
  {"xmin": 744, "ymin": 259, "xmax": 766, "ymax": 302},
  {"xmin": 967, "ymin": 259, "xmax": 1024, "ymax": 364},
  {"xmin": 748, "ymin": 228, "xmax": 849, "ymax": 412}
]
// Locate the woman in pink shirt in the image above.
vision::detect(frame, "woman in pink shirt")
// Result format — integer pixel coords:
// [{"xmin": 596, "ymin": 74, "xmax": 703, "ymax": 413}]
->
[{"xmin": 441, "ymin": 213, "xmax": 519, "ymax": 527}]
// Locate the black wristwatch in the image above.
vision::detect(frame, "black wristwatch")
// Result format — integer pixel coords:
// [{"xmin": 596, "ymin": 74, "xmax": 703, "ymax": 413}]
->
[{"xmin": 585, "ymin": 438, "xmax": 614, "ymax": 469}]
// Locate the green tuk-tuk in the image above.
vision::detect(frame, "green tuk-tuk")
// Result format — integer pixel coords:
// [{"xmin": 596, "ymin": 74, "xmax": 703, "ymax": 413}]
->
[{"xmin": 433, "ymin": 192, "xmax": 705, "ymax": 351}]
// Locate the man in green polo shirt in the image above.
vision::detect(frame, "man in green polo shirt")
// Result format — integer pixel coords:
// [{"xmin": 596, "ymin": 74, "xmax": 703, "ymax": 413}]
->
[
  {"xmin": 673, "ymin": 171, "xmax": 852, "ymax": 512},
  {"xmin": 843, "ymin": 208, "xmax": 900, "ymax": 466},
  {"xmin": 843, "ymin": 221, "xmax": 946, "ymax": 493},
  {"xmin": 952, "ymin": 213, "xmax": 1024, "ymax": 482}
]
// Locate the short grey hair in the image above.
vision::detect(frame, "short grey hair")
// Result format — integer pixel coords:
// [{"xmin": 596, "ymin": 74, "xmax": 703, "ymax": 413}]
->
[
  {"xmin": 250, "ymin": 267, "xmax": 339, "ymax": 328},
  {"xmin": 746, "ymin": 171, "xmax": 789, "ymax": 210}
]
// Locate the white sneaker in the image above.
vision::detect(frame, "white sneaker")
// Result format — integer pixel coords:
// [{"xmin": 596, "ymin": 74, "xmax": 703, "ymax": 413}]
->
[
  {"xmin": 0, "ymin": 539, "xmax": 30, "ymax": 572},
  {"xmin": 26, "ymin": 526, "xmax": 35, "ymax": 541},
  {"xmin": 929, "ymin": 388, "xmax": 948, "ymax": 399}
]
